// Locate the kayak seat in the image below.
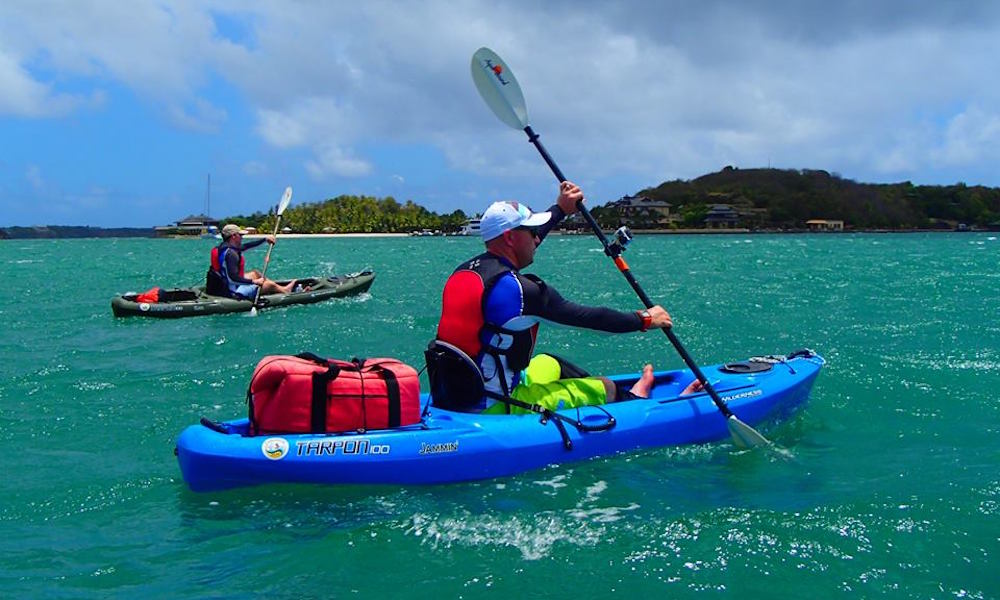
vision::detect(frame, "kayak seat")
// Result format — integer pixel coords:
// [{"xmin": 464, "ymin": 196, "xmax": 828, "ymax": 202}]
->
[
  {"xmin": 204, "ymin": 268, "xmax": 230, "ymax": 297},
  {"xmin": 424, "ymin": 340, "xmax": 487, "ymax": 412},
  {"xmin": 425, "ymin": 339, "xmax": 616, "ymax": 447},
  {"xmin": 160, "ymin": 289, "xmax": 199, "ymax": 302}
]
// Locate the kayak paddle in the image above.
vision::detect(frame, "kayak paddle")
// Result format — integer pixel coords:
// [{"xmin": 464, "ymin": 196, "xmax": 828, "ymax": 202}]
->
[
  {"xmin": 250, "ymin": 186, "xmax": 293, "ymax": 316},
  {"xmin": 470, "ymin": 46, "xmax": 769, "ymax": 449}
]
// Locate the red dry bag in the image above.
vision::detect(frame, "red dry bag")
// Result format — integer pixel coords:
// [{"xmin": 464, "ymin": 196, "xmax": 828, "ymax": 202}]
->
[
  {"xmin": 135, "ymin": 287, "xmax": 162, "ymax": 303},
  {"xmin": 247, "ymin": 353, "xmax": 422, "ymax": 435}
]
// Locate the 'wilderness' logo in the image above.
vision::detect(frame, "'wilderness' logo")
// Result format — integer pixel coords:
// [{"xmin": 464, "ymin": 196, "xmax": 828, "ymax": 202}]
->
[{"xmin": 721, "ymin": 389, "xmax": 763, "ymax": 402}]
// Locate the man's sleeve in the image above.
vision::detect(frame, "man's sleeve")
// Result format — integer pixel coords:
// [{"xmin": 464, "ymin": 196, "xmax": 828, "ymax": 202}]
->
[
  {"xmin": 241, "ymin": 238, "xmax": 266, "ymax": 250},
  {"xmin": 535, "ymin": 204, "xmax": 566, "ymax": 243},
  {"xmin": 521, "ymin": 275, "xmax": 641, "ymax": 333}
]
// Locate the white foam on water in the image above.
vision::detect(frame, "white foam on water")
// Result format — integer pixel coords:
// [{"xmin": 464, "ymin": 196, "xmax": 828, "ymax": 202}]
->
[
  {"xmin": 330, "ymin": 292, "xmax": 372, "ymax": 305},
  {"xmin": 531, "ymin": 474, "xmax": 568, "ymax": 490},
  {"xmin": 566, "ymin": 503, "xmax": 640, "ymax": 524},
  {"xmin": 73, "ymin": 381, "xmax": 116, "ymax": 391},
  {"xmin": 405, "ymin": 510, "xmax": 605, "ymax": 560},
  {"xmin": 583, "ymin": 480, "xmax": 607, "ymax": 500},
  {"xmin": 404, "ymin": 478, "xmax": 646, "ymax": 560},
  {"xmin": 975, "ymin": 480, "xmax": 999, "ymax": 516}
]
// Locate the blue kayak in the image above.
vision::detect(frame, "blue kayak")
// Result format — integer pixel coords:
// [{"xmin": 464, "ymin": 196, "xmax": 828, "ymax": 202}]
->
[{"xmin": 176, "ymin": 349, "xmax": 823, "ymax": 492}]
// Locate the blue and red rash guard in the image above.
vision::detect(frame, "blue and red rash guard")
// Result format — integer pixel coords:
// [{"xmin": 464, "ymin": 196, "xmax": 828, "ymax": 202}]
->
[
  {"xmin": 437, "ymin": 210, "xmax": 643, "ymax": 409},
  {"xmin": 210, "ymin": 239, "xmax": 266, "ymax": 296}
]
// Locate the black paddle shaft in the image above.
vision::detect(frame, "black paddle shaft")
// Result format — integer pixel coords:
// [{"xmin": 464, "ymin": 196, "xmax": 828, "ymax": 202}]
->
[{"xmin": 523, "ymin": 125, "xmax": 736, "ymax": 419}]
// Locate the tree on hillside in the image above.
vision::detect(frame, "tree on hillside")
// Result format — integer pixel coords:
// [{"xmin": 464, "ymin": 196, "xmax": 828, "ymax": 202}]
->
[
  {"xmin": 222, "ymin": 170, "xmax": 1000, "ymax": 233},
  {"xmin": 223, "ymin": 195, "xmax": 470, "ymax": 234},
  {"xmin": 636, "ymin": 167, "xmax": 1000, "ymax": 229}
]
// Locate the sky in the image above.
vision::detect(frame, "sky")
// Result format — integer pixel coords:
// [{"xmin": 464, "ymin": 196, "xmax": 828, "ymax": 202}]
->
[{"xmin": 2, "ymin": 0, "xmax": 999, "ymax": 227}]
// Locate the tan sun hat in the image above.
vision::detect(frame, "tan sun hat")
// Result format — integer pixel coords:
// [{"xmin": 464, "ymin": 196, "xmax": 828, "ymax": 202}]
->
[{"xmin": 221, "ymin": 224, "xmax": 242, "ymax": 239}]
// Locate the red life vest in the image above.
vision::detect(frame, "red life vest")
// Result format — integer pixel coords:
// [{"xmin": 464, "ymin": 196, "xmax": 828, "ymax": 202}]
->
[
  {"xmin": 437, "ymin": 269, "xmax": 489, "ymax": 358},
  {"xmin": 436, "ymin": 253, "xmax": 538, "ymax": 398}
]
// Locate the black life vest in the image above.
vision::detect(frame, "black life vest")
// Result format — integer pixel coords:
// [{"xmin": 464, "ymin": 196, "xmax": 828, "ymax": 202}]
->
[{"xmin": 206, "ymin": 244, "xmax": 246, "ymax": 297}]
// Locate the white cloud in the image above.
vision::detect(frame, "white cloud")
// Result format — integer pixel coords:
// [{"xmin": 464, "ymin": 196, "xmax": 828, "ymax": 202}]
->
[
  {"xmin": 935, "ymin": 106, "xmax": 1000, "ymax": 165},
  {"xmin": 5, "ymin": 0, "xmax": 1000, "ymax": 197},
  {"xmin": 256, "ymin": 108, "xmax": 309, "ymax": 148},
  {"xmin": 0, "ymin": 1, "xmax": 238, "ymax": 128},
  {"xmin": 305, "ymin": 144, "xmax": 372, "ymax": 178},
  {"xmin": 242, "ymin": 161, "xmax": 268, "ymax": 176},
  {"xmin": 166, "ymin": 98, "xmax": 228, "ymax": 133},
  {"xmin": 255, "ymin": 95, "xmax": 364, "ymax": 149},
  {"xmin": 72, "ymin": 186, "xmax": 111, "ymax": 210},
  {"xmin": 25, "ymin": 164, "xmax": 44, "ymax": 190},
  {"xmin": 0, "ymin": 51, "xmax": 88, "ymax": 116}
]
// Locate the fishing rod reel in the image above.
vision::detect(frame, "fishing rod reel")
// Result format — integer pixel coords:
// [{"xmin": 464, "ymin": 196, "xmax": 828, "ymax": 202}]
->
[{"xmin": 607, "ymin": 226, "xmax": 633, "ymax": 256}]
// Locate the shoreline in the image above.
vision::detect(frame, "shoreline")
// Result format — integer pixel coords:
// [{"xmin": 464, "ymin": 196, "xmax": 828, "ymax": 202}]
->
[
  {"xmin": 241, "ymin": 232, "xmax": 410, "ymax": 239},
  {"xmin": 237, "ymin": 228, "xmax": 995, "ymax": 239},
  {"xmin": 4, "ymin": 229, "xmax": 996, "ymax": 241}
]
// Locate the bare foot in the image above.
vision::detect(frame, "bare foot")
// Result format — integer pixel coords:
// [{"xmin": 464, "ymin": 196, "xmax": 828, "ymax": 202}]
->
[
  {"xmin": 628, "ymin": 364, "xmax": 655, "ymax": 399},
  {"xmin": 680, "ymin": 379, "xmax": 704, "ymax": 395}
]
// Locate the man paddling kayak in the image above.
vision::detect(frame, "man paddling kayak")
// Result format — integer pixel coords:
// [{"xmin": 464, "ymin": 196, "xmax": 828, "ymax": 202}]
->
[
  {"xmin": 208, "ymin": 224, "xmax": 296, "ymax": 298},
  {"xmin": 435, "ymin": 181, "xmax": 696, "ymax": 414}
]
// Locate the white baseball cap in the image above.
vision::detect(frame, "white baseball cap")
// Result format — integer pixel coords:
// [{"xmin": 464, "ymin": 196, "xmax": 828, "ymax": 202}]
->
[{"xmin": 479, "ymin": 201, "xmax": 551, "ymax": 241}]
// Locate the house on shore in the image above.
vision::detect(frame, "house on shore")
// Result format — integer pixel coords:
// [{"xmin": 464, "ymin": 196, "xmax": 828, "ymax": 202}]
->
[
  {"xmin": 704, "ymin": 204, "xmax": 741, "ymax": 228},
  {"xmin": 606, "ymin": 195, "xmax": 677, "ymax": 227},
  {"xmin": 154, "ymin": 214, "xmax": 220, "ymax": 237},
  {"xmin": 805, "ymin": 219, "xmax": 844, "ymax": 232}
]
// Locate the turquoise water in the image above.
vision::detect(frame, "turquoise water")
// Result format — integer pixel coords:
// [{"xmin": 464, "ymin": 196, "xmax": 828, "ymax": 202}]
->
[{"xmin": 1, "ymin": 233, "xmax": 997, "ymax": 598}]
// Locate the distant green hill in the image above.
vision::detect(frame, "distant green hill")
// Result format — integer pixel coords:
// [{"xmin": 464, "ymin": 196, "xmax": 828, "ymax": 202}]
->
[
  {"xmin": 224, "ymin": 194, "xmax": 469, "ymax": 234},
  {"xmin": 593, "ymin": 166, "xmax": 1000, "ymax": 230},
  {"xmin": 2, "ymin": 226, "xmax": 153, "ymax": 239},
  {"xmin": 12, "ymin": 168, "xmax": 999, "ymax": 237}
]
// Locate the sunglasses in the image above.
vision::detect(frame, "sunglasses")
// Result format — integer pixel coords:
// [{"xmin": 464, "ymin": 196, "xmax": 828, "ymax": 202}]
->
[{"xmin": 514, "ymin": 225, "xmax": 539, "ymax": 235}]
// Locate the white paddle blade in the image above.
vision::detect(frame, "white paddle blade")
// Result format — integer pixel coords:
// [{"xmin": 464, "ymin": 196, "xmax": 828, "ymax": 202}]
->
[
  {"xmin": 727, "ymin": 415, "xmax": 770, "ymax": 448},
  {"xmin": 471, "ymin": 47, "xmax": 529, "ymax": 130},
  {"xmin": 277, "ymin": 186, "xmax": 293, "ymax": 216}
]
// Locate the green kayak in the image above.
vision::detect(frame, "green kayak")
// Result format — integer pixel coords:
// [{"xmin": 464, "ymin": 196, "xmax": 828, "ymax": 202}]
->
[{"xmin": 111, "ymin": 270, "xmax": 375, "ymax": 318}]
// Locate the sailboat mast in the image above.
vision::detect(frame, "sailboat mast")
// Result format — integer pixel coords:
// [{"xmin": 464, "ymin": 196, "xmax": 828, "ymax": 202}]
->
[{"xmin": 205, "ymin": 174, "xmax": 211, "ymax": 217}]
